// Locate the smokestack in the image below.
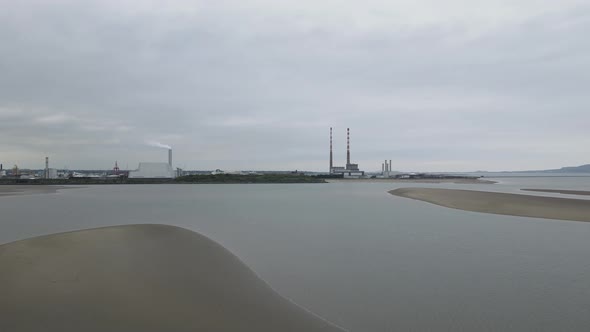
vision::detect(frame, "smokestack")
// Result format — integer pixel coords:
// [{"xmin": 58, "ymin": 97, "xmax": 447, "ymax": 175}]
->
[
  {"xmin": 389, "ymin": 160, "xmax": 392, "ymax": 172},
  {"xmin": 45, "ymin": 157, "xmax": 49, "ymax": 179},
  {"xmin": 168, "ymin": 149, "xmax": 172, "ymax": 167},
  {"xmin": 382, "ymin": 163, "xmax": 384, "ymax": 174},
  {"xmin": 329, "ymin": 127, "xmax": 333, "ymax": 173},
  {"xmin": 346, "ymin": 128, "xmax": 351, "ymax": 165}
]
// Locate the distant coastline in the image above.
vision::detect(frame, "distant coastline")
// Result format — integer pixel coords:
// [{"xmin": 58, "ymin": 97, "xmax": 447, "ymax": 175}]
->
[
  {"xmin": 328, "ymin": 178, "xmax": 496, "ymax": 184},
  {"xmin": 389, "ymin": 188, "xmax": 590, "ymax": 222},
  {"xmin": 0, "ymin": 174, "xmax": 498, "ymax": 187},
  {"xmin": 0, "ymin": 174, "xmax": 326, "ymax": 185}
]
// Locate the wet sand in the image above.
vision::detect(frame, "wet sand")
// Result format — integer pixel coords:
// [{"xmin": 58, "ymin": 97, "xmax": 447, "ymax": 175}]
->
[
  {"xmin": 0, "ymin": 224, "xmax": 344, "ymax": 332},
  {"xmin": 390, "ymin": 188, "xmax": 590, "ymax": 222},
  {"xmin": 328, "ymin": 178, "xmax": 496, "ymax": 184},
  {"xmin": 0, "ymin": 185, "xmax": 68, "ymax": 197},
  {"xmin": 522, "ymin": 189, "xmax": 590, "ymax": 196}
]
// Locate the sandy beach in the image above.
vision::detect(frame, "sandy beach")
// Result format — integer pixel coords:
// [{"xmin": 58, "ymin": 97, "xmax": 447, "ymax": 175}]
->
[
  {"xmin": 0, "ymin": 224, "xmax": 344, "ymax": 332},
  {"xmin": 390, "ymin": 188, "xmax": 590, "ymax": 222},
  {"xmin": 328, "ymin": 178, "xmax": 496, "ymax": 184},
  {"xmin": 0, "ymin": 185, "xmax": 68, "ymax": 197},
  {"xmin": 522, "ymin": 189, "xmax": 590, "ymax": 196}
]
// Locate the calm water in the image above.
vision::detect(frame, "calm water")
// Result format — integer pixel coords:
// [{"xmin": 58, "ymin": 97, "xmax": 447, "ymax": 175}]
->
[{"xmin": 1, "ymin": 178, "xmax": 590, "ymax": 331}]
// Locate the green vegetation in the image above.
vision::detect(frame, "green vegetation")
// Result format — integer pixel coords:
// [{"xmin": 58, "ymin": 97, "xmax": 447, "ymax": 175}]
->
[{"xmin": 175, "ymin": 174, "xmax": 326, "ymax": 184}]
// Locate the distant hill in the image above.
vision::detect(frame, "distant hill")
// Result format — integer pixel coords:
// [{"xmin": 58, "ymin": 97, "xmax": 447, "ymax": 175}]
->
[
  {"xmin": 473, "ymin": 164, "xmax": 590, "ymax": 174},
  {"xmin": 541, "ymin": 164, "xmax": 590, "ymax": 173}
]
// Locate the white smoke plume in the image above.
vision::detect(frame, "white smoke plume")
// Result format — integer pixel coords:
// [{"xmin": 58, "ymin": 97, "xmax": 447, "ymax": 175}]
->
[{"xmin": 146, "ymin": 141, "xmax": 172, "ymax": 149}]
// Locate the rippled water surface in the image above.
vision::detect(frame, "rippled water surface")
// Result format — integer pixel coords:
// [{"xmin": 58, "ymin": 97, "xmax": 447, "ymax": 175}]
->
[{"xmin": 2, "ymin": 177, "xmax": 590, "ymax": 331}]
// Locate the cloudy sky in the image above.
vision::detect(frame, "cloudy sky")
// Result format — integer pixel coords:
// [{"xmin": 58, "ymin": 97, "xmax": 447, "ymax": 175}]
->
[{"xmin": 1, "ymin": 0, "xmax": 589, "ymax": 172}]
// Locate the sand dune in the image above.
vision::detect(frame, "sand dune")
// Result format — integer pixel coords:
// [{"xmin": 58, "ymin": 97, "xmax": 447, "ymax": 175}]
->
[
  {"xmin": 0, "ymin": 224, "xmax": 344, "ymax": 332},
  {"xmin": 390, "ymin": 188, "xmax": 590, "ymax": 222}
]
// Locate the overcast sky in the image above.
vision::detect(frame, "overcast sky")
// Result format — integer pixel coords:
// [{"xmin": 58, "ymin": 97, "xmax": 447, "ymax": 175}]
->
[{"xmin": 1, "ymin": 0, "xmax": 589, "ymax": 172}]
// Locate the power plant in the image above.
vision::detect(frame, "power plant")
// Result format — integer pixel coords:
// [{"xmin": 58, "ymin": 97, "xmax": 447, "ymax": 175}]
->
[
  {"xmin": 382, "ymin": 159, "xmax": 394, "ymax": 177},
  {"xmin": 0, "ymin": 144, "xmax": 179, "ymax": 180},
  {"xmin": 128, "ymin": 148, "xmax": 176, "ymax": 179},
  {"xmin": 329, "ymin": 128, "xmax": 365, "ymax": 178}
]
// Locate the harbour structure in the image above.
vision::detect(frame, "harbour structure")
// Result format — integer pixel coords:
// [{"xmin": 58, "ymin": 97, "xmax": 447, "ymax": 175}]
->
[
  {"xmin": 106, "ymin": 161, "xmax": 124, "ymax": 178},
  {"xmin": 128, "ymin": 148, "xmax": 175, "ymax": 179},
  {"xmin": 113, "ymin": 161, "xmax": 120, "ymax": 175},
  {"xmin": 329, "ymin": 127, "xmax": 365, "ymax": 178}
]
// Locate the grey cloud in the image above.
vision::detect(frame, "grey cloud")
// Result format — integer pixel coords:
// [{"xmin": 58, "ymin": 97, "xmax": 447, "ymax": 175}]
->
[{"xmin": 0, "ymin": 0, "xmax": 589, "ymax": 171}]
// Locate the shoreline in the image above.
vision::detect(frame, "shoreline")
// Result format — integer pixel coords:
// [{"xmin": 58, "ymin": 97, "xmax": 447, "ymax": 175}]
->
[
  {"xmin": 389, "ymin": 188, "xmax": 590, "ymax": 222},
  {"xmin": 522, "ymin": 188, "xmax": 590, "ymax": 196},
  {"xmin": 0, "ymin": 185, "xmax": 71, "ymax": 197}
]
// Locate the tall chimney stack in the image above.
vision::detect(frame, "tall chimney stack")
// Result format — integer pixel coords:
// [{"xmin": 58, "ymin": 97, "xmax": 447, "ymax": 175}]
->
[
  {"xmin": 389, "ymin": 160, "xmax": 392, "ymax": 172},
  {"xmin": 45, "ymin": 157, "xmax": 49, "ymax": 179},
  {"xmin": 168, "ymin": 149, "xmax": 172, "ymax": 167},
  {"xmin": 329, "ymin": 127, "xmax": 333, "ymax": 173},
  {"xmin": 346, "ymin": 128, "xmax": 351, "ymax": 166}
]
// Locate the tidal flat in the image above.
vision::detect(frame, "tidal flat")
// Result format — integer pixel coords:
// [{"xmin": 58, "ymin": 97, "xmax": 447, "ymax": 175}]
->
[{"xmin": 390, "ymin": 187, "xmax": 590, "ymax": 222}]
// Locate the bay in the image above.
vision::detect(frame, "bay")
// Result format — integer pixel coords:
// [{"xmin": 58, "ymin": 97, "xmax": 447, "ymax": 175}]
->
[{"xmin": 1, "ymin": 178, "xmax": 590, "ymax": 331}]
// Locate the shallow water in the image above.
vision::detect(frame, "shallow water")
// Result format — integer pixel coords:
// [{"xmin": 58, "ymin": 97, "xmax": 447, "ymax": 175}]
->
[{"xmin": 1, "ymin": 178, "xmax": 590, "ymax": 331}]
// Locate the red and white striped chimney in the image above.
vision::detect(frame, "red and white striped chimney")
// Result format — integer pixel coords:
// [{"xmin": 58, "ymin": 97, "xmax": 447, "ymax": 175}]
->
[{"xmin": 346, "ymin": 128, "xmax": 351, "ymax": 165}]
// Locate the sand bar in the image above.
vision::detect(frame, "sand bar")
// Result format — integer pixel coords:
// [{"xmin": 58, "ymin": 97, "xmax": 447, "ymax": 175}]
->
[
  {"xmin": 0, "ymin": 185, "xmax": 69, "ymax": 197},
  {"xmin": 0, "ymin": 224, "xmax": 344, "ymax": 332},
  {"xmin": 390, "ymin": 188, "xmax": 590, "ymax": 222},
  {"xmin": 522, "ymin": 189, "xmax": 590, "ymax": 196}
]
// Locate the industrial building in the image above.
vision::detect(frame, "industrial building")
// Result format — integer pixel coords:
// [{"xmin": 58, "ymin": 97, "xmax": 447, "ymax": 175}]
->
[
  {"xmin": 329, "ymin": 127, "xmax": 365, "ymax": 178},
  {"xmin": 128, "ymin": 149, "xmax": 175, "ymax": 179},
  {"xmin": 381, "ymin": 159, "xmax": 397, "ymax": 178},
  {"xmin": 46, "ymin": 169, "xmax": 58, "ymax": 179},
  {"xmin": 44, "ymin": 157, "xmax": 58, "ymax": 179}
]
